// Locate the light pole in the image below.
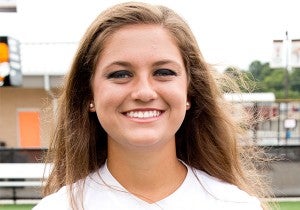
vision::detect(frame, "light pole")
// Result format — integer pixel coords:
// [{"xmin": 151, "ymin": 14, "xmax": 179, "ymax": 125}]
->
[{"xmin": 284, "ymin": 31, "xmax": 290, "ymax": 99}]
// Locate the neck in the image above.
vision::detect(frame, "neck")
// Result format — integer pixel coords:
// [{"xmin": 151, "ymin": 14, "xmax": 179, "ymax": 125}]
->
[{"xmin": 107, "ymin": 139, "xmax": 187, "ymax": 203}]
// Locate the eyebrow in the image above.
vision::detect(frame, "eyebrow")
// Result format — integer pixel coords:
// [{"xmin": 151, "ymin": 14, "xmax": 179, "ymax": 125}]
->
[
  {"xmin": 103, "ymin": 59, "xmax": 183, "ymax": 69},
  {"xmin": 152, "ymin": 60, "xmax": 183, "ymax": 69},
  {"xmin": 104, "ymin": 61, "xmax": 132, "ymax": 69}
]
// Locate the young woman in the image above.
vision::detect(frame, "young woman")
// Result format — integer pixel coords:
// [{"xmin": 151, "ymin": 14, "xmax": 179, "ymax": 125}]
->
[{"xmin": 34, "ymin": 2, "xmax": 270, "ymax": 210}]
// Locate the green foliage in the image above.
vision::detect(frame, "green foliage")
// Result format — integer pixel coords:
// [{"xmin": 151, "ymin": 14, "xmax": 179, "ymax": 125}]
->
[
  {"xmin": 290, "ymin": 68, "xmax": 300, "ymax": 92},
  {"xmin": 264, "ymin": 69, "xmax": 285, "ymax": 91},
  {"xmin": 249, "ymin": 61, "xmax": 273, "ymax": 81},
  {"xmin": 227, "ymin": 60, "xmax": 300, "ymax": 99}
]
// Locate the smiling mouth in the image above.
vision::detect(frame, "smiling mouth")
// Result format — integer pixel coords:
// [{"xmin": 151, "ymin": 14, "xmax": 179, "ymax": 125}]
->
[{"xmin": 124, "ymin": 110, "xmax": 162, "ymax": 119}]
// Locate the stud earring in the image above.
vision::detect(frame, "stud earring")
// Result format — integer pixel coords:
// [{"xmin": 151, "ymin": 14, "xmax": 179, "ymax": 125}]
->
[
  {"xmin": 89, "ymin": 103, "xmax": 95, "ymax": 112},
  {"xmin": 186, "ymin": 101, "xmax": 190, "ymax": 108}
]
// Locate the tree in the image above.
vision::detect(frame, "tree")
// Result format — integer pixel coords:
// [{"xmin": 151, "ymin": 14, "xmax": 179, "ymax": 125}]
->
[
  {"xmin": 290, "ymin": 68, "xmax": 300, "ymax": 92},
  {"xmin": 223, "ymin": 61, "xmax": 300, "ymax": 99},
  {"xmin": 263, "ymin": 69, "xmax": 285, "ymax": 91},
  {"xmin": 249, "ymin": 60, "xmax": 263, "ymax": 80},
  {"xmin": 248, "ymin": 60, "xmax": 272, "ymax": 81}
]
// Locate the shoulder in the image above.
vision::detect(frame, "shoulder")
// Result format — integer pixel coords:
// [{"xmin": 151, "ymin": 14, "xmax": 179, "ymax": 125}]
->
[
  {"xmin": 32, "ymin": 186, "xmax": 70, "ymax": 210},
  {"xmin": 190, "ymin": 167, "xmax": 262, "ymax": 209},
  {"xmin": 33, "ymin": 166, "xmax": 108, "ymax": 210}
]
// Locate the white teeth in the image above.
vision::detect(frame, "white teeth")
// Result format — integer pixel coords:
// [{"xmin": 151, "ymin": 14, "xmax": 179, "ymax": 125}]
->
[
  {"xmin": 138, "ymin": 111, "xmax": 143, "ymax": 118},
  {"xmin": 126, "ymin": 110, "xmax": 161, "ymax": 118}
]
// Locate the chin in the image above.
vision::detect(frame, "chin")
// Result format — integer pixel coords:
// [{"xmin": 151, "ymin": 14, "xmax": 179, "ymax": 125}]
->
[
  {"xmin": 129, "ymin": 139, "xmax": 160, "ymax": 147},
  {"xmin": 127, "ymin": 135, "xmax": 175, "ymax": 150},
  {"xmin": 125, "ymin": 136, "xmax": 163, "ymax": 148}
]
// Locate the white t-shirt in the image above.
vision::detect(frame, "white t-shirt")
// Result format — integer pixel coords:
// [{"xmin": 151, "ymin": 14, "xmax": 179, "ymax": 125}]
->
[{"xmin": 33, "ymin": 162, "xmax": 262, "ymax": 210}]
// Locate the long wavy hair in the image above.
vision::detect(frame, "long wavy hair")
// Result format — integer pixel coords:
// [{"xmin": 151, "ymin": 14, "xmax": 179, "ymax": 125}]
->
[{"xmin": 44, "ymin": 2, "xmax": 270, "ymax": 209}]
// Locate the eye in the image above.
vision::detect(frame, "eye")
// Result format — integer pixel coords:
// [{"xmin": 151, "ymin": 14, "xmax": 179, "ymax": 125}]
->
[
  {"xmin": 154, "ymin": 69, "xmax": 177, "ymax": 77},
  {"xmin": 107, "ymin": 70, "xmax": 133, "ymax": 79}
]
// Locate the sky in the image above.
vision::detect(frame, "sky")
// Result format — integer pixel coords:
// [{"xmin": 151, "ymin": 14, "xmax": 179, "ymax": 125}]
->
[{"xmin": 1, "ymin": 0, "xmax": 300, "ymax": 74}]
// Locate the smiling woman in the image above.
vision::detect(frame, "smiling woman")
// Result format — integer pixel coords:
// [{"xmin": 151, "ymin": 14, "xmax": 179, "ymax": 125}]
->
[
  {"xmin": 91, "ymin": 24, "xmax": 188, "ymax": 149},
  {"xmin": 33, "ymin": 2, "xmax": 271, "ymax": 210}
]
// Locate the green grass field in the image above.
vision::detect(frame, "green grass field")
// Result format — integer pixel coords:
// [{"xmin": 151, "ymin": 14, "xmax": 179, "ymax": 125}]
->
[
  {"xmin": 0, "ymin": 205, "xmax": 34, "ymax": 210},
  {"xmin": 275, "ymin": 201, "xmax": 300, "ymax": 210},
  {"xmin": 0, "ymin": 202, "xmax": 299, "ymax": 210}
]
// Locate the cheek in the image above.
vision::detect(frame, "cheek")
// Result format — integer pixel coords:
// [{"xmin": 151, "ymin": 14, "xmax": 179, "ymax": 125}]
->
[
  {"xmin": 93, "ymin": 84, "xmax": 110, "ymax": 108},
  {"xmin": 93, "ymin": 83, "xmax": 127, "ymax": 111},
  {"xmin": 162, "ymin": 82, "xmax": 188, "ymax": 105}
]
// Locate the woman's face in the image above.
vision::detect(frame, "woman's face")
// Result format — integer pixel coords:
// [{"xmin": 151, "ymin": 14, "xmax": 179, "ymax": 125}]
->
[{"xmin": 92, "ymin": 24, "xmax": 189, "ymax": 151}]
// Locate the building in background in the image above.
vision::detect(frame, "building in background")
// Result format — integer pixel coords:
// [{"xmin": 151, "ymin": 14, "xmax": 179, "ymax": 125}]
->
[
  {"xmin": 0, "ymin": 75, "xmax": 63, "ymax": 148},
  {"xmin": 0, "ymin": 42, "xmax": 74, "ymax": 148},
  {"xmin": 0, "ymin": 36, "xmax": 22, "ymax": 86}
]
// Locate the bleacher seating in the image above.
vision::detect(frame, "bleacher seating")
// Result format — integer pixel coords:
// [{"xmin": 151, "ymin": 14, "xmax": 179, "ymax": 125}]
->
[{"xmin": 0, "ymin": 148, "xmax": 49, "ymax": 203}]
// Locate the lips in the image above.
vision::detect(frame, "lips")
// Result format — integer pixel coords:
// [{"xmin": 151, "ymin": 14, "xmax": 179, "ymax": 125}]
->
[{"xmin": 124, "ymin": 110, "xmax": 162, "ymax": 119}]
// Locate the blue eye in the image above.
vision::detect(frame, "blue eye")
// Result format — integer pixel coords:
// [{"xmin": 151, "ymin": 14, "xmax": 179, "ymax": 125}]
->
[
  {"xmin": 154, "ymin": 69, "xmax": 177, "ymax": 77},
  {"xmin": 107, "ymin": 70, "xmax": 133, "ymax": 79}
]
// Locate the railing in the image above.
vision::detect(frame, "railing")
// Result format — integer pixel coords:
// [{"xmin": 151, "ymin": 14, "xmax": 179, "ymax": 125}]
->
[
  {"xmin": 239, "ymin": 100, "xmax": 300, "ymax": 146},
  {"xmin": 0, "ymin": 148, "xmax": 47, "ymax": 163},
  {"xmin": 0, "ymin": 149, "xmax": 48, "ymax": 202},
  {"xmin": 264, "ymin": 145, "xmax": 300, "ymax": 162},
  {"xmin": 0, "ymin": 146, "xmax": 299, "ymax": 199}
]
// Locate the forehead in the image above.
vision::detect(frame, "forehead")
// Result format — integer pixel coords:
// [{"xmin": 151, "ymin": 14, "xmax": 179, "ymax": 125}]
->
[
  {"xmin": 98, "ymin": 24, "xmax": 183, "ymax": 65},
  {"xmin": 105, "ymin": 24, "xmax": 177, "ymax": 47}
]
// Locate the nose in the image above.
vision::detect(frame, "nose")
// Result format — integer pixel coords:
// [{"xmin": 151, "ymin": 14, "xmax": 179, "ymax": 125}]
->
[{"xmin": 131, "ymin": 77, "xmax": 158, "ymax": 102}]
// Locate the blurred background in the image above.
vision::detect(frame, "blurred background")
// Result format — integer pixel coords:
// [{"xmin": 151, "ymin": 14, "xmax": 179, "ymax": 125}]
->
[{"xmin": 0, "ymin": 0, "xmax": 300, "ymax": 209}]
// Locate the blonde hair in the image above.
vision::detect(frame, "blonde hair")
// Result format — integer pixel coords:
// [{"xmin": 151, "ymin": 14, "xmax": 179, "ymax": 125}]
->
[{"xmin": 44, "ymin": 2, "xmax": 271, "ymax": 209}]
